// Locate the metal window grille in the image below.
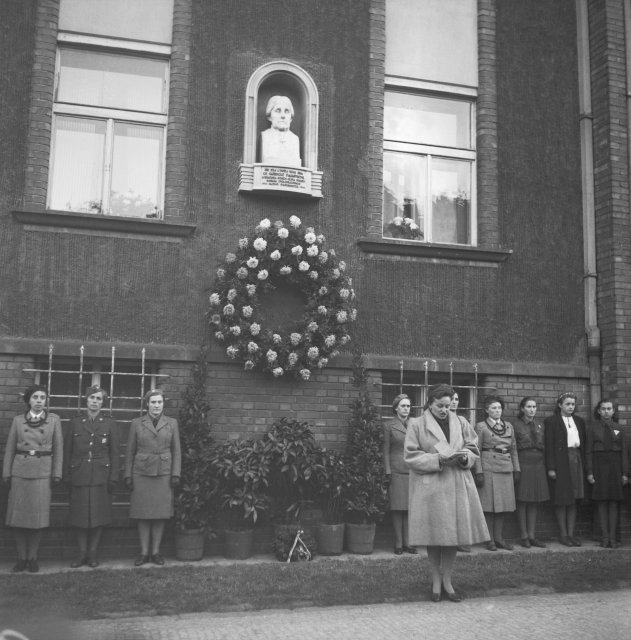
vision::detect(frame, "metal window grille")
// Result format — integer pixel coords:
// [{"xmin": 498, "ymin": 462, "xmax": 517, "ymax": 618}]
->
[{"xmin": 379, "ymin": 360, "xmax": 496, "ymax": 426}]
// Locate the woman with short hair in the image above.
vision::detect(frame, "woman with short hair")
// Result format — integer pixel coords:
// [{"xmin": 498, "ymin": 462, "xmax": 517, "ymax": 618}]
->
[
  {"xmin": 64, "ymin": 385, "xmax": 120, "ymax": 567},
  {"xmin": 124, "ymin": 389, "xmax": 181, "ymax": 566}
]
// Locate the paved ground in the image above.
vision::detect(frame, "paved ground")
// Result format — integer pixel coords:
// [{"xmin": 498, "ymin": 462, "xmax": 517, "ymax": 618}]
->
[{"xmin": 5, "ymin": 589, "xmax": 630, "ymax": 640}]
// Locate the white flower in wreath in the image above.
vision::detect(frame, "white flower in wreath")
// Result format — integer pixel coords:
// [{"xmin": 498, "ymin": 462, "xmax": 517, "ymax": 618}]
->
[
  {"xmin": 217, "ymin": 268, "xmax": 226, "ymax": 279},
  {"xmin": 309, "ymin": 271, "xmax": 318, "ymax": 280},
  {"xmin": 339, "ymin": 261, "xmax": 347, "ymax": 272},
  {"xmin": 227, "ymin": 288, "xmax": 237, "ymax": 302},
  {"xmin": 324, "ymin": 334, "xmax": 336, "ymax": 347},
  {"xmin": 242, "ymin": 305, "xmax": 253, "ymax": 318},
  {"xmin": 246, "ymin": 284, "xmax": 257, "ymax": 296},
  {"xmin": 298, "ymin": 261, "xmax": 310, "ymax": 272},
  {"xmin": 307, "ymin": 321, "xmax": 318, "ymax": 332},
  {"xmin": 291, "ymin": 245, "xmax": 303, "ymax": 256},
  {"xmin": 317, "ymin": 234, "xmax": 325, "ymax": 244},
  {"xmin": 329, "ymin": 350, "xmax": 340, "ymax": 359},
  {"xmin": 250, "ymin": 323, "xmax": 261, "ymax": 336},
  {"xmin": 257, "ymin": 218, "xmax": 271, "ymax": 230},
  {"xmin": 304, "ymin": 232, "xmax": 316, "ymax": 244},
  {"xmin": 257, "ymin": 269, "xmax": 269, "ymax": 280},
  {"xmin": 318, "ymin": 251, "xmax": 328, "ymax": 264},
  {"xmin": 230, "ymin": 325, "xmax": 241, "ymax": 336},
  {"xmin": 288, "ymin": 352, "xmax": 299, "ymax": 365},
  {"xmin": 290, "ymin": 332, "xmax": 302, "ymax": 345},
  {"xmin": 244, "ymin": 360, "xmax": 255, "ymax": 370},
  {"xmin": 339, "ymin": 288, "xmax": 350, "ymax": 300},
  {"xmin": 280, "ymin": 266, "xmax": 292, "ymax": 275},
  {"xmin": 307, "ymin": 346, "xmax": 319, "ymax": 359},
  {"xmin": 253, "ymin": 237, "xmax": 268, "ymax": 252},
  {"xmin": 318, "ymin": 286, "xmax": 328, "ymax": 296},
  {"xmin": 307, "ymin": 245, "xmax": 319, "ymax": 257},
  {"xmin": 289, "ymin": 215, "xmax": 301, "ymax": 228},
  {"xmin": 223, "ymin": 304, "xmax": 235, "ymax": 316},
  {"xmin": 236, "ymin": 267, "xmax": 248, "ymax": 279},
  {"xmin": 238, "ymin": 238, "xmax": 248, "ymax": 249},
  {"xmin": 247, "ymin": 341, "xmax": 259, "ymax": 353},
  {"xmin": 246, "ymin": 257, "xmax": 259, "ymax": 269},
  {"xmin": 210, "ymin": 314, "xmax": 221, "ymax": 325},
  {"xmin": 317, "ymin": 305, "xmax": 328, "ymax": 315},
  {"xmin": 350, "ymin": 309, "xmax": 357, "ymax": 321},
  {"xmin": 317, "ymin": 358, "xmax": 328, "ymax": 368},
  {"xmin": 270, "ymin": 250, "xmax": 281, "ymax": 261},
  {"xmin": 226, "ymin": 346, "xmax": 238, "ymax": 359},
  {"xmin": 336, "ymin": 310, "xmax": 348, "ymax": 323},
  {"xmin": 214, "ymin": 331, "xmax": 224, "ymax": 341},
  {"xmin": 272, "ymin": 367, "xmax": 284, "ymax": 377},
  {"xmin": 278, "ymin": 227, "xmax": 289, "ymax": 239},
  {"xmin": 225, "ymin": 252, "xmax": 237, "ymax": 263},
  {"xmin": 266, "ymin": 349, "xmax": 278, "ymax": 363},
  {"xmin": 272, "ymin": 333, "xmax": 282, "ymax": 344},
  {"xmin": 209, "ymin": 293, "xmax": 220, "ymax": 306},
  {"xmin": 299, "ymin": 369, "xmax": 311, "ymax": 380},
  {"xmin": 339, "ymin": 334, "xmax": 350, "ymax": 345},
  {"xmin": 331, "ymin": 268, "xmax": 340, "ymax": 279}
]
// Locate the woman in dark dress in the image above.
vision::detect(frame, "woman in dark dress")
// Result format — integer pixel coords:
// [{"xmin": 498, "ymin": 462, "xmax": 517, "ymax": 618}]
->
[
  {"xmin": 382, "ymin": 393, "xmax": 416, "ymax": 555},
  {"xmin": 585, "ymin": 399, "xmax": 629, "ymax": 548},
  {"xmin": 64, "ymin": 386, "xmax": 120, "ymax": 567},
  {"xmin": 513, "ymin": 396, "xmax": 548, "ymax": 548},
  {"xmin": 544, "ymin": 391, "xmax": 586, "ymax": 546}
]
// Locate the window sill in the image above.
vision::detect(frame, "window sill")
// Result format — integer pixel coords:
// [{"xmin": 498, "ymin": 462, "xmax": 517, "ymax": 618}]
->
[
  {"xmin": 357, "ymin": 238, "xmax": 512, "ymax": 262},
  {"xmin": 12, "ymin": 208, "xmax": 196, "ymax": 239}
]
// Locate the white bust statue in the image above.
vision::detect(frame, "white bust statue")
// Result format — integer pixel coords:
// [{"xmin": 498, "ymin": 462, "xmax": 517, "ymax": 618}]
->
[{"xmin": 260, "ymin": 95, "xmax": 302, "ymax": 167}]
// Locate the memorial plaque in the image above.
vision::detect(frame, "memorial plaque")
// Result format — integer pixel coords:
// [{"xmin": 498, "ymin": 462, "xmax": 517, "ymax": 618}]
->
[{"xmin": 253, "ymin": 164, "xmax": 312, "ymax": 195}]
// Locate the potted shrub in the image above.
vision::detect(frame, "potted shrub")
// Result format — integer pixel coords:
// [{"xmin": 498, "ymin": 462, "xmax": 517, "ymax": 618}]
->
[
  {"xmin": 314, "ymin": 448, "xmax": 349, "ymax": 555},
  {"xmin": 174, "ymin": 349, "xmax": 216, "ymax": 561},
  {"xmin": 211, "ymin": 438, "xmax": 270, "ymax": 559},
  {"xmin": 263, "ymin": 418, "xmax": 323, "ymax": 535},
  {"xmin": 343, "ymin": 354, "xmax": 389, "ymax": 554}
]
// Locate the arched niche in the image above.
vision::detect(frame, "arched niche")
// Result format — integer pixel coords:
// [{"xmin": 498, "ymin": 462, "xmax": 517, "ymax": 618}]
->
[{"xmin": 240, "ymin": 61, "xmax": 322, "ymax": 198}]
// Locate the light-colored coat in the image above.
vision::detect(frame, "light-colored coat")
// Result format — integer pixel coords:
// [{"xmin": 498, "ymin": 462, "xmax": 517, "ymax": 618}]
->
[
  {"xmin": 124, "ymin": 414, "xmax": 181, "ymax": 479},
  {"xmin": 404, "ymin": 409, "xmax": 489, "ymax": 546}
]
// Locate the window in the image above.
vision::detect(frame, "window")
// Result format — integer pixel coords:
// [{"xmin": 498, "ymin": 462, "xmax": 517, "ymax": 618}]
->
[
  {"xmin": 47, "ymin": 0, "xmax": 172, "ymax": 219},
  {"xmin": 383, "ymin": 0, "xmax": 477, "ymax": 246}
]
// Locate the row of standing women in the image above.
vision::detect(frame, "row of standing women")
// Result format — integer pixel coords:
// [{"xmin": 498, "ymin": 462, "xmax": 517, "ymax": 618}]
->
[
  {"xmin": 1, "ymin": 385, "xmax": 181, "ymax": 573},
  {"xmin": 384, "ymin": 386, "xmax": 631, "ymax": 602}
]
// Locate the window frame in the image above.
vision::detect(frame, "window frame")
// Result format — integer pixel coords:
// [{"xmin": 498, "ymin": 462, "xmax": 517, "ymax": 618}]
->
[{"xmin": 47, "ymin": 32, "xmax": 171, "ymax": 219}]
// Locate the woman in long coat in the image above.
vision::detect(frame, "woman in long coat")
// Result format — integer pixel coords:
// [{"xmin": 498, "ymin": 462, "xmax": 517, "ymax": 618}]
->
[
  {"xmin": 585, "ymin": 398, "xmax": 629, "ymax": 548},
  {"xmin": 473, "ymin": 394, "xmax": 520, "ymax": 551},
  {"xmin": 544, "ymin": 391, "xmax": 586, "ymax": 546},
  {"xmin": 64, "ymin": 385, "xmax": 120, "ymax": 567},
  {"xmin": 124, "ymin": 389, "xmax": 181, "ymax": 566},
  {"xmin": 2, "ymin": 385, "xmax": 63, "ymax": 573},
  {"xmin": 382, "ymin": 393, "xmax": 416, "ymax": 555},
  {"xmin": 405, "ymin": 384, "xmax": 488, "ymax": 602}
]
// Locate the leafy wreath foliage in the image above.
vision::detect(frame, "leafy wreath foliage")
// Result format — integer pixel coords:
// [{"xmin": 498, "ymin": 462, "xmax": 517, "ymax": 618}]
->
[{"xmin": 207, "ymin": 216, "xmax": 356, "ymax": 379}]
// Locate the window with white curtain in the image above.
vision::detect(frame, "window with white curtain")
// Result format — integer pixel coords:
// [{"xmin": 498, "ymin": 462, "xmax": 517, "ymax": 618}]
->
[
  {"xmin": 383, "ymin": 0, "xmax": 477, "ymax": 246},
  {"xmin": 48, "ymin": 1, "xmax": 172, "ymax": 218}
]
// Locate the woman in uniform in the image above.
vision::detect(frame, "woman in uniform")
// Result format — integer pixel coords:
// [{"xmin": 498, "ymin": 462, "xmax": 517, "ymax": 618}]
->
[
  {"xmin": 64, "ymin": 385, "xmax": 119, "ymax": 567},
  {"xmin": 124, "ymin": 389, "xmax": 181, "ymax": 566},
  {"xmin": 2, "ymin": 385, "xmax": 63, "ymax": 573}
]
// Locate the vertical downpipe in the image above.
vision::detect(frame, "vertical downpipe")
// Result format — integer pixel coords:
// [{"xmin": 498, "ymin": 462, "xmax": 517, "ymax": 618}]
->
[{"xmin": 576, "ymin": 0, "xmax": 601, "ymax": 408}]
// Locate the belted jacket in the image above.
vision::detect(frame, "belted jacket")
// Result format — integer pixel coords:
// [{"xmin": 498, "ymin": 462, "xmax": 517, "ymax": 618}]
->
[
  {"xmin": 3, "ymin": 412, "xmax": 63, "ymax": 480},
  {"xmin": 124, "ymin": 414, "xmax": 181, "ymax": 479},
  {"xmin": 473, "ymin": 419, "xmax": 520, "ymax": 474},
  {"xmin": 63, "ymin": 413, "xmax": 120, "ymax": 486}
]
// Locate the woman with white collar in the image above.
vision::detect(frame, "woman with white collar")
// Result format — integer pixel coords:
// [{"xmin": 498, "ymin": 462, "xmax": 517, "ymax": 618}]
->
[
  {"xmin": 2, "ymin": 385, "xmax": 63, "ymax": 573},
  {"xmin": 544, "ymin": 391, "xmax": 586, "ymax": 546}
]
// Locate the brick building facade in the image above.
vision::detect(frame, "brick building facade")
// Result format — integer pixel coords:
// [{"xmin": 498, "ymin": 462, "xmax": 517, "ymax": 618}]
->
[{"xmin": 0, "ymin": 0, "xmax": 630, "ymax": 558}]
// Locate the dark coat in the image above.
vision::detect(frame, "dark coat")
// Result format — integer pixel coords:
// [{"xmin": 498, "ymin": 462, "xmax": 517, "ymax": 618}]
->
[
  {"xmin": 63, "ymin": 413, "xmax": 120, "ymax": 486},
  {"xmin": 544, "ymin": 412, "xmax": 586, "ymax": 505}
]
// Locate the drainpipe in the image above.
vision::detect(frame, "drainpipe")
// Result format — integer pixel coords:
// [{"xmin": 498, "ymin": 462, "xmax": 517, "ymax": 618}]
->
[{"xmin": 576, "ymin": 0, "xmax": 601, "ymax": 409}]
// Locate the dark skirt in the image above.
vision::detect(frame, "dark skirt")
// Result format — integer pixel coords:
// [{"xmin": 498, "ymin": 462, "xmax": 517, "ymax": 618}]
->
[
  {"xmin": 515, "ymin": 449, "xmax": 549, "ymax": 503},
  {"xmin": 568, "ymin": 448, "xmax": 585, "ymax": 500},
  {"xmin": 388, "ymin": 472, "xmax": 409, "ymax": 511},
  {"xmin": 69, "ymin": 484, "xmax": 112, "ymax": 528},
  {"xmin": 591, "ymin": 451, "xmax": 624, "ymax": 501}
]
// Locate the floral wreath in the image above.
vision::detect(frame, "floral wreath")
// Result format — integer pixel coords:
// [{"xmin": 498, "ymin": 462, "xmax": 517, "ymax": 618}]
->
[{"xmin": 208, "ymin": 217, "xmax": 356, "ymax": 380}]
